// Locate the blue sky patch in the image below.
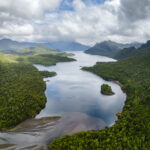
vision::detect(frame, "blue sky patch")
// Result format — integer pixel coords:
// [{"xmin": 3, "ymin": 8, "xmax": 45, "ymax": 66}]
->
[{"xmin": 59, "ymin": 0, "xmax": 106, "ymax": 11}]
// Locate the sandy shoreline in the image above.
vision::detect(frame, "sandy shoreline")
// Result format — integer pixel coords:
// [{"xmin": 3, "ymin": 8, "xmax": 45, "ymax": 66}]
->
[{"xmin": 8, "ymin": 116, "xmax": 61, "ymax": 132}]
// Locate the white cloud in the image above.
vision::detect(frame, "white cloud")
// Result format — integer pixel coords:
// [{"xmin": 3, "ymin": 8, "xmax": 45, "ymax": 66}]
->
[
  {"xmin": 72, "ymin": 0, "xmax": 86, "ymax": 10},
  {"xmin": 0, "ymin": 0, "xmax": 150, "ymax": 45},
  {"xmin": 0, "ymin": 23, "xmax": 34, "ymax": 35},
  {"xmin": 33, "ymin": 0, "xmax": 120, "ymax": 45},
  {"xmin": 0, "ymin": 0, "xmax": 62, "ymax": 19}
]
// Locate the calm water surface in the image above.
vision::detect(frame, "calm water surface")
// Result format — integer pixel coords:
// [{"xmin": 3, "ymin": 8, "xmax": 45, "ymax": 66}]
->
[
  {"xmin": 36, "ymin": 51, "xmax": 126, "ymax": 125},
  {"xmin": 0, "ymin": 51, "xmax": 126, "ymax": 150}
]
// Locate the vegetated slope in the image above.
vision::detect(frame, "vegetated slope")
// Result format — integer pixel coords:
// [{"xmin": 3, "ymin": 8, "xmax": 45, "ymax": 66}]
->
[
  {"xmin": 0, "ymin": 53, "xmax": 18, "ymax": 63},
  {"xmin": 15, "ymin": 45, "xmax": 75, "ymax": 66},
  {"xmin": 1, "ymin": 45, "xmax": 75, "ymax": 66},
  {"xmin": 25, "ymin": 54, "xmax": 75, "ymax": 66},
  {"xmin": 0, "ymin": 39, "xmax": 28, "ymax": 51},
  {"xmin": 16, "ymin": 45, "xmax": 61, "ymax": 55},
  {"xmin": 0, "ymin": 62, "xmax": 47, "ymax": 130},
  {"xmin": 85, "ymin": 40, "xmax": 141, "ymax": 57},
  {"xmin": 49, "ymin": 53, "xmax": 150, "ymax": 149},
  {"xmin": 2, "ymin": 45, "xmax": 62, "ymax": 55},
  {"xmin": 0, "ymin": 50, "xmax": 74, "ymax": 130},
  {"xmin": 114, "ymin": 40, "xmax": 150, "ymax": 60}
]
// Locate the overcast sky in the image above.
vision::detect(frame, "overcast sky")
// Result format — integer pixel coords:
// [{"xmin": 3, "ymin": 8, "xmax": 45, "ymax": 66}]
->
[{"xmin": 0, "ymin": 0, "xmax": 150, "ymax": 46}]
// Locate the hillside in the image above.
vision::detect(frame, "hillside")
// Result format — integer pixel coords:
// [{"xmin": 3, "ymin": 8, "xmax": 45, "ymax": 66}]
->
[
  {"xmin": 0, "ymin": 61, "xmax": 47, "ymax": 130},
  {"xmin": 114, "ymin": 40, "xmax": 150, "ymax": 60},
  {"xmin": 0, "ymin": 39, "xmax": 28, "ymax": 51},
  {"xmin": 85, "ymin": 40, "xmax": 141, "ymax": 57},
  {"xmin": 0, "ymin": 38, "xmax": 89, "ymax": 52},
  {"xmin": 0, "ymin": 46, "xmax": 75, "ymax": 130},
  {"xmin": 16, "ymin": 45, "xmax": 61, "ymax": 55},
  {"xmin": 49, "ymin": 53, "xmax": 150, "ymax": 149}
]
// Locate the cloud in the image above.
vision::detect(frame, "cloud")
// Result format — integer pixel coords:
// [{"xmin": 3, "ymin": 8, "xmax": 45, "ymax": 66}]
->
[
  {"xmin": 119, "ymin": 0, "xmax": 150, "ymax": 22},
  {"xmin": 0, "ymin": 0, "xmax": 150, "ymax": 45},
  {"xmin": 72, "ymin": 0, "xmax": 86, "ymax": 10},
  {"xmin": 0, "ymin": 23, "xmax": 34, "ymax": 35},
  {"xmin": 34, "ymin": 0, "xmax": 120, "ymax": 45},
  {"xmin": 0, "ymin": 0, "xmax": 62, "ymax": 19}
]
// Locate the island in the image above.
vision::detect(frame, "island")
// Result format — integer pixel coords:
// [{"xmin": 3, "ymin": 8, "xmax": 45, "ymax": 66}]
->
[{"xmin": 101, "ymin": 84, "xmax": 114, "ymax": 95}]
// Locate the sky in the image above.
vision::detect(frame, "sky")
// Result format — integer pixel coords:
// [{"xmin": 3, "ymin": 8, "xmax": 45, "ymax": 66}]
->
[{"xmin": 0, "ymin": 0, "xmax": 150, "ymax": 46}]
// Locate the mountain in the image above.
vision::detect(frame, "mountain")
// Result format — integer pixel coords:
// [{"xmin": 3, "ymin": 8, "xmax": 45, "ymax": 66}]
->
[
  {"xmin": 44, "ymin": 41, "xmax": 90, "ymax": 51},
  {"xmin": 114, "ymin": 40, "xmax": 150, "ymax": 60},
  {"xmin": 0, "ymin": 39, "xmax": 29, "ymax": 51},
  {"xmin": 16, "ymin": 45, "xmax": 61, "ymax": 55},
  {"xmin": 0, "ymin": 39, "xmax": 90, "ymax": 52},
  {"xmin": 85, "ymin": 40, "xmax": 141, "ymax": 57}
]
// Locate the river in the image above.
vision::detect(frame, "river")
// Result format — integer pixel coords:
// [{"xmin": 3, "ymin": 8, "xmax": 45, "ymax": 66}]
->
[{"xmin": 0, "ymin": 51, "xmax": 126, "ymax": 150}]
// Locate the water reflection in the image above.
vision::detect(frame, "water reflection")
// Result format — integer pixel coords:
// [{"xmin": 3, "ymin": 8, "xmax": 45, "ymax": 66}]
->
[{"xmin": 36, "ymin": 51, "xmax": 126, "ymax": 125}]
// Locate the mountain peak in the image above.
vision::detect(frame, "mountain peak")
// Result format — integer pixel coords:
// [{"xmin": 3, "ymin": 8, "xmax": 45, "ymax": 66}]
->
[
  {"xmin": 1, "ymin": 38, "xmax": 13, "ymax": 42},
  {"xmin": 85, "ymin": 40, "xmax": 142, "ymax": 57},
  {"xmin": 140, "ymin": 40, "xmax": 150, "ymax": 49}
]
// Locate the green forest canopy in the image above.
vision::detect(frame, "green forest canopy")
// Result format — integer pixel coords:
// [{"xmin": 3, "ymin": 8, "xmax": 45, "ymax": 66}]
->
[{"xmin": 0, "ymin": 47, "xmax": 75, "ymax": 130}]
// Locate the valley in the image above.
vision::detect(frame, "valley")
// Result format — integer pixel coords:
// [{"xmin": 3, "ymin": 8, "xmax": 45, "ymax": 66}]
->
[
  {"xmin": 0, "ymin": 50, "xmax": 126, "ymax": 149},
  {"xmin": 0, "ymin": 39, "xmax": 150, "ymax": 149},
  {"xmin": 0, "ymin": 0, "xmax": 150, "ymax": 149}
]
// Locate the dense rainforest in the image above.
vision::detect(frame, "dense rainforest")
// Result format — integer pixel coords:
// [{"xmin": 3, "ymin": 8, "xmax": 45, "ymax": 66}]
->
[
  {"xmin": 49, "ymin": 53, "xmax": 150, "ymax": 149},
  {"xmin": 0, "ymin": 46, "xmax": 74, "ymax": 130},
  {"xmin": 101, "ymin": 84, "xmax": 114, "ymax": 95},
  {"xmin": 0, "ymin": 62, "xmax": 46, "ymax": 130}
]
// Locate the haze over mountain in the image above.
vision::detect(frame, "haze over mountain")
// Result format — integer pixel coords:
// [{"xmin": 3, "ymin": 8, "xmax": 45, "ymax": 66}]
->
[
  {"xmin": 44, "ymin": 41, "xmax": 90, "ymax": 51},
  {"xmin": 85, "ymin": 40, "xmax": 141, "ymax": 57},
  {"xmin": 0, "ymin": 39, "xmax": 90, "ymax": 52},
  {"xmin": 0, "ymin": 39, "xmax": 29, "ymax": 51},
  {"xmin": 114, "ymin": 40, "xmax": 150, "ymax": 60}
]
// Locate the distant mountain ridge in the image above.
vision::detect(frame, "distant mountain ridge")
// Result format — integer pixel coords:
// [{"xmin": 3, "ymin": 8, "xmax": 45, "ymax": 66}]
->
[
  {"xmin": 85, "ymin": 40, "xmax": 141, "ymax": 57},
  {"xmin": 0, "ymin": 39, "xmax": 29, "ymax": 51},
  {"xmin": 114, "ymin": 40, "xmax": 150, "ymax": 60},
  {"xmin": 44, "ymin": 41, "xmax": 90, "ymax": 51},
  {"xmin": 0, "ymin": 39, "xmax": 90, "ymax": 51}
]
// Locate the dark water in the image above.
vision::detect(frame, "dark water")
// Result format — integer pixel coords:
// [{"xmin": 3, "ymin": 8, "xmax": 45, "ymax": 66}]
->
[{"xmin": 0, "ymin": 51, "xmax": 126, "ymax": 150}]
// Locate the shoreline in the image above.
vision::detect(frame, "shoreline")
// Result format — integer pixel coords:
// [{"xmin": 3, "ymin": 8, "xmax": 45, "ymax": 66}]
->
[
  {"xmin": 82, "ymin": 67, "xmax": 127, "ymax": 125},
  {"xmin": 0, "ymin": 56, "xmax": 74, "ymax": 131},
  {"xmin": 8, "ymin": 116, "xmax": 61, "ymax": 132}
]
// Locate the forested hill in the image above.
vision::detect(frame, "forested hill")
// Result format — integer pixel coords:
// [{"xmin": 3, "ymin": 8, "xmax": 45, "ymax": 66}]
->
[
  {"xmin": 0, "ymin": 48, "xmax": 74, "ymax": 130},
  {"xmin": 0, "ymin": 39, "xmax": 28, "ymax": 51},
  {"xmin": 49, "ymin": 53, "xmax": 150, "ymax": 149},
  {"xmin": 0, "ymin": 62, "xmax": 47, "ymax": 130},
  {"xmin": 85, "ymin": 40, "xmax": 141, "ymax": 57},
  {"xmin": 114, "ymin": 40, "xmax": 150, "ymax": 60}
]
